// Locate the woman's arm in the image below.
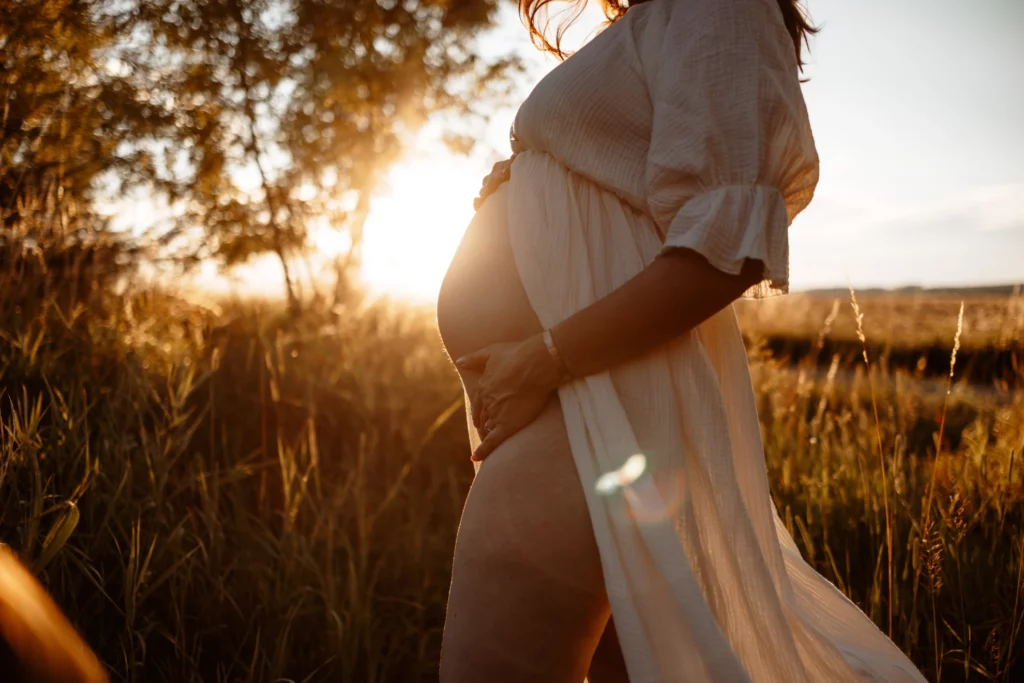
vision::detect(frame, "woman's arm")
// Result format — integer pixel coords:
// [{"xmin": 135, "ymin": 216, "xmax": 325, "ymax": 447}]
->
[
  {"xmin": 545, "ymin": 248, "xmax": 763, "ymax": 380},
  {"xmin": 457, "ymin": 248, "xmax": 764, "ymax": 460}
]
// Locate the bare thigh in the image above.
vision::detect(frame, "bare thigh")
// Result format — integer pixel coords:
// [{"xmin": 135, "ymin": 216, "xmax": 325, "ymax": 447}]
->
[{"xmin": 439, "ymin": 395, "xmax": 610, "ymax": 682}]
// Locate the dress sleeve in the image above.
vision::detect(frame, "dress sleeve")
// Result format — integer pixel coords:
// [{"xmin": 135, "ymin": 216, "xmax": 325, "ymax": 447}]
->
[{"xmin": 643, "ymin": 0, "xmax": 819, "ymax": 298}]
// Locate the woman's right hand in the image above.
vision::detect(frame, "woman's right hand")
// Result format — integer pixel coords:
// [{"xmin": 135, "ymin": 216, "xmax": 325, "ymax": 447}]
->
[{"xmin": 473, "ymin": 155, "xmax": 517, "ymax": 211}]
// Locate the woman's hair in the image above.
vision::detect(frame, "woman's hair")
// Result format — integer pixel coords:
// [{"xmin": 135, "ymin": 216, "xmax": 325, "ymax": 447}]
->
[{"xmin": 521, "ymin": 0, "xmax": 819, "ymax": 67}]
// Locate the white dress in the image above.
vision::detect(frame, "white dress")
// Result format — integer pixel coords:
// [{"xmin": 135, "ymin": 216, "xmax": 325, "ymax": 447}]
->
[{"xmin": 465, "ymin": 0, "xmax": 929, "ymax": 681}]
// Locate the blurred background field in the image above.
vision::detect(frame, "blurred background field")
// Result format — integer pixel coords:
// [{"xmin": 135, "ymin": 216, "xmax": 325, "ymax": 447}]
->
[
  {"xmin": 2, "ymin": 0, "xmax": 1023, "ymax": 682},
  {"xmin": 737, "ymin": 287, "xmax": 1024, "ymax": 352}
]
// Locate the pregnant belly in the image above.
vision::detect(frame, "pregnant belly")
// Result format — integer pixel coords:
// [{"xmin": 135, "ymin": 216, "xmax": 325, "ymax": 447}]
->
[{"xmin": 436, "ymin": 182, "xmax": 543, "ymax": 382}]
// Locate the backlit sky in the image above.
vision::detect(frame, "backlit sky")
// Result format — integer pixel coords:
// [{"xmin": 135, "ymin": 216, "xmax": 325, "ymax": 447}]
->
[{"xmin": 357, "ymin": 0, "xmax": 1023, "ymax": 302}]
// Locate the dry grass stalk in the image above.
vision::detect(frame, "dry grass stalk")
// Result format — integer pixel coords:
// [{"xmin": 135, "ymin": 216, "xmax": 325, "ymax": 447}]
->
[{"xmin": 850, "ymin": 285, "xmax": 894, "ymax": 638}]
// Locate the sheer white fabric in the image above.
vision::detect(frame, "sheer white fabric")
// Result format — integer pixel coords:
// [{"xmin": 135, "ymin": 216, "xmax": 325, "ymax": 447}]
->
[
  {"xmin": 461, "ymin": 0, "xmax": 929, "ymax": 680},
  {"xmin": 510, "ymin": 0, "xmax": 818, "ymax": 299},
  {"xmin": 644, "ymin": 0, "xmax": 818, "ymax": 297},
  {"xmin": 465, "ymin": 150, "xmax": 928, "ymax": 682}
]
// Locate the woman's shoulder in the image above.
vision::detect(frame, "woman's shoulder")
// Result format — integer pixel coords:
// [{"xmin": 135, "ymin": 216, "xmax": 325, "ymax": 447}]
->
[
  {"xmin": 629, "ymin": 0, "xmax": 785, "ymax": 35},
  {"xmin": 628, "ymin": 0, "xmax": 794, "ymax": 73},
  {"xmin": 620, "ymin": 0, "xmax": 714, "ymax": 52}
]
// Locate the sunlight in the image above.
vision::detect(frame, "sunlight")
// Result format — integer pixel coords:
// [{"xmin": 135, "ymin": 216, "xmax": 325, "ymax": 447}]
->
[
  {"xmin": 173, "ymin": 149, "xmax": 488, "ymax": 304},
  {"xmin": 356, "ymin": 152, "xmax": 484, "ymax": 304}
]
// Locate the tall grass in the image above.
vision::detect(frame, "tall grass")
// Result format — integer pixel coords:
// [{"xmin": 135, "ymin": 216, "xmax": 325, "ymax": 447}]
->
[
  {"xmin": 2, "ymin": 215, "xmax": 473, "ymax": 681},
  {"xmin": 749, "ymin": 297, "xmax": 1023, "ymax": 682},
  {"xmin": 2, "ymin": 215, "xmax": 1023, "ymax": 681}
]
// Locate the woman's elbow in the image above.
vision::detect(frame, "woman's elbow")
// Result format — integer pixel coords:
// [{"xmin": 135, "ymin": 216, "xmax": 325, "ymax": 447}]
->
[
  {"xmin": 658, "ymin": 248, "xmax": 765, "ymax": 300},
  {"xmin": 736, "ymin": 257, "xmax": 766, "ymax": 291}
]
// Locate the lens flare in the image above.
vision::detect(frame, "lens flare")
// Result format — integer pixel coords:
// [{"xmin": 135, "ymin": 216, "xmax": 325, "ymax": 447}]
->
[
  {"xmin": 595, "ymin": 453, "xmax": 688, "ymax": 524},
  {"xmin": 595, "ymin": 453, "xmax": 647, "ymax": 494}
]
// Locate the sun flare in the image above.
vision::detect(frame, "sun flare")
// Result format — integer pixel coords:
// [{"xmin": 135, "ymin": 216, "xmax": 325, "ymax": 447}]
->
[
  {"xmin": 181, "ymin": 150, "xmax": 490, "ymax": 304},
  {"xmin": 355, "ymin": 153, "xmax": 485, "ymax": 304}
]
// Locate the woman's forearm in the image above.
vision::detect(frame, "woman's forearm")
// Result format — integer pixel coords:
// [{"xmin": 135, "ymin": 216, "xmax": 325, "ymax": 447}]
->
[{"xmin": 547, "ymin": 249, "xmax": 764, "ymax": 380}]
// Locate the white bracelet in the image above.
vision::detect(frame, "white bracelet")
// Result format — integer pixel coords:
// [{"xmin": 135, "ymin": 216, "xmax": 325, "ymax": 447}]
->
[{"xmin": 542, "ymin": 328, "xmax": 572, "ymax": 383}]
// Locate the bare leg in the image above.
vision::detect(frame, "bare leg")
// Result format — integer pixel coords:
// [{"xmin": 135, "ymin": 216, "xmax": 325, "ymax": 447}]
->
[{"xmin": 439, "ymin": 394, "xmax": 611, "ymax": 682}]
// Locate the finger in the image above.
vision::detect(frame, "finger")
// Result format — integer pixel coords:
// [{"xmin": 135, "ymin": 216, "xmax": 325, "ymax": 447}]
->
[
  {"xmin": 476, "ymin": 403, "xmax": 489, "ymax": 435},
  {"xmin": 477, "ymin": 416, "xmax": 494, "ymax": 442},
  {"xmin": 456, "ymin": 348, "xmax": 490, "ymax": 371},
  {"xmin": 471, "ymin": 424, "xmax": 511, "ymax": 462},
  {"xmin": 471, "ymin": 391, "xmax": 484, "ymax": 429}
]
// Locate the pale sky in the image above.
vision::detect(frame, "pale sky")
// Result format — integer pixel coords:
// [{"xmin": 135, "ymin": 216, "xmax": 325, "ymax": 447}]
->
[
  {"xmin": 787, "ymin": 0, "xmax": 1024, "ymax": 290},
  {"xmin": 358, "ymin": 0, "xmax": 1023, "ymax": 302}
]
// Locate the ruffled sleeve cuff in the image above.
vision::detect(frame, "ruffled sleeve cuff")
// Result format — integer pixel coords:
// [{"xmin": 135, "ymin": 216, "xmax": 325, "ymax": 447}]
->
[{"xmin": 658, "ymin": 185, "xmax": 790, "ymax": 299}]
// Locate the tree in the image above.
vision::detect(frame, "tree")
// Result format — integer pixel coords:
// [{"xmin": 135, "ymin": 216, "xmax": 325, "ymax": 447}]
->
[
  {"xmin": 1, "ymin": 1, "xmax": 173, "ymax": 227},
  {"xmin": 2, "ymin": 0, "xmax": 520, "ymax": 307}
]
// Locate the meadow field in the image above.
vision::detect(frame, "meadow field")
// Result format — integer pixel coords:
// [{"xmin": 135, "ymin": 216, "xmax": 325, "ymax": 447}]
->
[
  {"xmin": 1, "ymin": 232, "xmax": 1022, "ymax": 682},
  {"xmin": 3, "ymin": 1, "xmax": 1020, "ymax": 680}
]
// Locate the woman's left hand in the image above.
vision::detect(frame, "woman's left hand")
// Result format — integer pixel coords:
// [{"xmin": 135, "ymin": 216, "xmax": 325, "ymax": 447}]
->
[
  {"xmin": 456, "ymin": 333, "xmax": 565, "ymax": 462},
  {"xmin": 473, "ymin": 154, "xmax": 517, "ymax": 211}
]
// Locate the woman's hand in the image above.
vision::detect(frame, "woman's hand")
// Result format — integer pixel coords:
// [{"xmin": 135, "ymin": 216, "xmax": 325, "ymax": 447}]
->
[
  {"xmin": 473, "ymin": 154, "xmax": 517, "ymax": 211},
  {"xmin": 456, "ymin": 332, "xmax": 564, "ymax": 461}
]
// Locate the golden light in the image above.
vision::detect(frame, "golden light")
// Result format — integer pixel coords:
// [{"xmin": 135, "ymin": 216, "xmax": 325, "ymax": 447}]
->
[
  {"xmin": 178, "ymin": 147, "xmax": 496, "ymax": 303},
  {"xmin": 355, "ymin": 151, "xmax": 486, "ymax": 304}
]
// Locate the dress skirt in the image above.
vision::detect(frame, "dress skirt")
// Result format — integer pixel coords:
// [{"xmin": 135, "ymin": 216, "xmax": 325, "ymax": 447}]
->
[{"xmin": 463, "ymin": 150, "xmax": 928, "ymax": 683}]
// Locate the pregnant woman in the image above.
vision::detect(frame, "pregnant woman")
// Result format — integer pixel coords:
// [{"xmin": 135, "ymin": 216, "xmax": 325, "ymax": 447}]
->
[{"xmin": 435, "ymin": 0, "xmax": 928, "ymax": 681}]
